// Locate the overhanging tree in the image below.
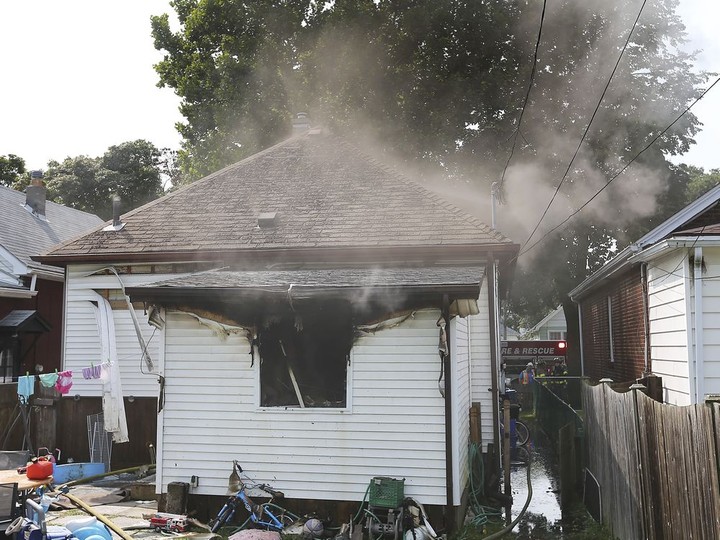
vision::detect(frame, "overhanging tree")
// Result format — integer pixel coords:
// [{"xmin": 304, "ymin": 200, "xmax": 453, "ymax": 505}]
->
[
  {"xmin": 0, "ymin": 154, "xmax": 26, "ymax": 188},
  {"xmin": 151, "ymin": 0, "xmax": 708, "ymax": 371},
  {"xmin": 44, "ymin": 140, "xmax": 164, "ymax": 220}
]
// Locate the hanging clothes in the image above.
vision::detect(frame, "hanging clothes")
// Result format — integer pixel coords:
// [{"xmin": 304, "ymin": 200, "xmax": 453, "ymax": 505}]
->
[
  {"xmin": 39, "ymin": 372, "xmax": 59, "ymax": 388},
  {"xmin": 99, "ymin": 362, "xmax": 111, "ymax": 384},
  {"xmin": 82, "ymin": 364, "xmax": 102, "ymax": 380},
  {"xmin": 17, "ymin": 375, "xmax": 35, "ymax": 402},
  {"xmin": 91, "ymin": 293, "xmax": 129, "ymax": 444},
  {"xmin": 55, "ymin": 371, "xmax": 73, "ymax": 395}
]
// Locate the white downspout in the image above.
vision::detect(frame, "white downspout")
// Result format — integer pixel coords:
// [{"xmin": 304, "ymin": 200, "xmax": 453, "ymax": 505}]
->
[{"xmin": 694, "ymin": 247, "xmax": 704, "ymax": 403}]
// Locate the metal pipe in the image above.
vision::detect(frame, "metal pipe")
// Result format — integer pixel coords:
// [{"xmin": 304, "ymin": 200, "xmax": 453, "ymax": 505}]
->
[
  {"xmin": 640, "ymin": 263, "xmax": 650, "ymax": 375},
  {"xmin": 694, "ymin": 247, "xmax": 704, "ymax": 403},
  {"xmin": 502, "ymin": 396, "xmax": 511, "ymax": 523},
  {"xmin": 442, "ymin": 294, "xmax": 455, "ymax": 533},
  {"xmin": 487, "ymin": 260, "xmax": 501, "ymax": 481}
]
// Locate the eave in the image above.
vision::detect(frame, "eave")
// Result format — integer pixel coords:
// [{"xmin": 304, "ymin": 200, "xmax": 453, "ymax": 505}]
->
[{"xmin": 34, "ymin": 243, "xmax": 519, "ymax": 268}]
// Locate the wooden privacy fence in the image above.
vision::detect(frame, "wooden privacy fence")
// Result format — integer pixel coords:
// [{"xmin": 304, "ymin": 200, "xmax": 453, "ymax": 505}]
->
[{"xmin": 583, "ymin": 382, "xmax": 720, "ymax": 540}]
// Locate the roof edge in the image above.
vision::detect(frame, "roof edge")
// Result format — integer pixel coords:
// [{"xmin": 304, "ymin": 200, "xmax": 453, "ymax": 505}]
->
[
  {"xmin": 34, "ymin": 242, "xmax": 520, "ymax": 267},
  {"xmin": 634, "ymin": 183, "xmax": 720, "ymax": 249}
]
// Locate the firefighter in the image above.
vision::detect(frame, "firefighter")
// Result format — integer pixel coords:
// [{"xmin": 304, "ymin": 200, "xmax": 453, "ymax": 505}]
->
[{"xmin": 519, "ymin": 362, "xmax": 535, "ymax": 384}]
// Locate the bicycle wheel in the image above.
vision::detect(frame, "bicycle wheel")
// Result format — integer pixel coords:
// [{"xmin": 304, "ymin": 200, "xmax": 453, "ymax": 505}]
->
[
  {"xmin": 210, "ymin": 504, "xmax": 235, "ymax": 533},
  {"xmin": 515, "ymin": 421, "xmax": 530, "ymax": 446}
]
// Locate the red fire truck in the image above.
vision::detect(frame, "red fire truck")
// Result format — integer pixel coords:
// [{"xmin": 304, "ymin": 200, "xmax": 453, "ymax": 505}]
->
[{"xmin": 149, "ymin": 513, "xmax": 188, "ymax": 532}]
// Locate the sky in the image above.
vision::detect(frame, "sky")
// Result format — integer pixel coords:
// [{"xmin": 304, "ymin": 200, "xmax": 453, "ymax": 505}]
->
[{"xmin": 0, "ymin": 0, "xmax": 718, "ymax": 172}]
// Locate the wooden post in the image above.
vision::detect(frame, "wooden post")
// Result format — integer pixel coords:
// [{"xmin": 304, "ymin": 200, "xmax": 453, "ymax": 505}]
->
[
  {"xmin": 470, "ymin": 404, "xmax": 481, "ymax": 445},
  {"xmin": 32, "ymin": 383, "xmax": 58, "ymax": 452}
]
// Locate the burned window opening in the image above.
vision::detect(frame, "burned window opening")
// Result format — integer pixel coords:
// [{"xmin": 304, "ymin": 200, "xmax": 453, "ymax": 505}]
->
[{"xmin": 258, "ymin": 301, "xmax": 352, "ymax": 408}]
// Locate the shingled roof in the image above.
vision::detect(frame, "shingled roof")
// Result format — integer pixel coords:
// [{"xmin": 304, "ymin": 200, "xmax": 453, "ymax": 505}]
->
[
  {"xmin": 39, "ymin": 130, "xmax": 516, "ymax": 265},
  {"xmin": 0, "ymin": 185, "xmax": 103, "ymax": 275}
]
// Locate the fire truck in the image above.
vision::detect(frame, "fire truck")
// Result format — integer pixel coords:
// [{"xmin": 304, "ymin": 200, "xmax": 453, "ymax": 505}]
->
[
  {"xmin": 500, "ymin": 340, "xmax": 567, "ymax": 378},
  {"xmin": 149, "ymin": 513, "xmax": 188, "ymax": 532}
]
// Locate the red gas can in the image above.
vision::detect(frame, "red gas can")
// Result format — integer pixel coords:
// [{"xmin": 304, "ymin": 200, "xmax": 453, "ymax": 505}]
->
[{"xmin": 26, "ymin": 458, "xmax": 53, "ymax": 480}]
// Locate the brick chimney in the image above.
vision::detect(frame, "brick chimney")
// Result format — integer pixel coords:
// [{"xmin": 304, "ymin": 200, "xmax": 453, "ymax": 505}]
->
[{"xmin": 25, "ymin": 170, "xmax": 47, "ymax": 219}]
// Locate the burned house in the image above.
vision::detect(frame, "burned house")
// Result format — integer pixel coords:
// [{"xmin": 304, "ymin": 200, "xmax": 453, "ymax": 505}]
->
[{"xmin": 36, "ymin": 130, "xmax": 519, "ymax": 524}]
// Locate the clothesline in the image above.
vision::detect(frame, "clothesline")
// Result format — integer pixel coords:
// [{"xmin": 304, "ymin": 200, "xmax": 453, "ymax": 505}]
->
[{"xmin": 17, "ymin": 361, "xmax": 112, "ymax": 399}]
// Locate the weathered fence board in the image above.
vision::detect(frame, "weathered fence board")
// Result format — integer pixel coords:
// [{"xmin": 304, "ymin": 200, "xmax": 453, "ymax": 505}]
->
[{"xmin": 584, "ymin": 383, "xmax": 720, "ymax": 540}]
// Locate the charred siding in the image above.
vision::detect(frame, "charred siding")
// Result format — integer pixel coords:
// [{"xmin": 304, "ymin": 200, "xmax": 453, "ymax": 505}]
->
[{"xmin": 581, "ymin": 267, "xmax": 645, "ymax": 382}]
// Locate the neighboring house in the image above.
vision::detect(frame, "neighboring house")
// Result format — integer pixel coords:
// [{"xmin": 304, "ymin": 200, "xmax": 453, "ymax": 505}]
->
[
  {"xmin": 570, "ymin": 184, "xmax": 720, "ymax": 405},
  {"xmin": 526, "ymin": 306, "xmax": 567, "ymax": 340},
  {"xmin": 37, "ymin": 130, "xmax": 519, "ymax": 524},
  {"xmin": 0, "ymin": 179, "xmax": 102, "ymax": 381}
]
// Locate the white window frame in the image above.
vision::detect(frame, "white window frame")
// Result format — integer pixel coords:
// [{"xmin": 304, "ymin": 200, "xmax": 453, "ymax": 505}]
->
[{"xmin": 254, "ymin": 338, "xmax": 353, "ymax": 413}]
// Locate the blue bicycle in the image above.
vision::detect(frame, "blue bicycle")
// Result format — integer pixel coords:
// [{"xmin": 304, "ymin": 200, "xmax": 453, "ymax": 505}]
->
[{"xmin": 209, "ymin": 462, "xmax": 299, "ymax": 533}]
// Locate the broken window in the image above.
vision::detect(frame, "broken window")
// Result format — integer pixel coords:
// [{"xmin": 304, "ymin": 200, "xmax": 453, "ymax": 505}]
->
[{"xmin": 258, "ymin": 301, "xmax": 352, "ymax": 408}]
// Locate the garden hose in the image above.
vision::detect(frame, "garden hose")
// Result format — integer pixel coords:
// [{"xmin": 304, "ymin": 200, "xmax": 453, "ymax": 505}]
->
[
  {"xmin": 467, "ymin": 443, "xmax": 503, "ymax": 527},
  {"xmin": 482, "ymin": 449, "xmax": 533, "ymax": 539}
]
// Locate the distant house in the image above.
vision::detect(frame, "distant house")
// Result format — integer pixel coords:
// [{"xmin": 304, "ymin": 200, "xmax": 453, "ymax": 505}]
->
[
  {"xmin": 500, "ymin": 323, "xmax": 522, "ymax": 341},
  {"xmin": 570, "ymin": 184, "xmax": 720, "ymax": 405},
  {"xmin": 526, "ymin": 306, "xmax": 567, "ymax": 340},
  {"xmin": 0, "ymin": 179, "xmax": 102, "ymax": 381},
  {"xmin": 37, "ymin": 130, "xmax": 519, "ymax": 525}
]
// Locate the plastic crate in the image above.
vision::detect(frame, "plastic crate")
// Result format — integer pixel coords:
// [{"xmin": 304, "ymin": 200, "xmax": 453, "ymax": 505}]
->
[{"xmin": 368, "ymin": 477, "xmax": 405, "ymax": 509}]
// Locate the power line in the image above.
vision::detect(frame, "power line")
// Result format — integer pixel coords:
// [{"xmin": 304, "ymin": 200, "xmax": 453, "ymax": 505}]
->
[
  {"xmin": 516, "ymin": 75, "xmax": 720, "ymax": 261},
  {"xmin": 521, "ymin": 0, "xmax": 649, "ymax": 250},
  {"xmin": 497, "ymin": 0, "xmax": 548, "ymax": 194}
]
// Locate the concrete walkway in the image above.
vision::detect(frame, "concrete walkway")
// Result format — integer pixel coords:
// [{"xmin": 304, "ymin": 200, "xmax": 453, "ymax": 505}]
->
[{"xmin": 39, "ymin": 479, "xmax": 216, "ymax": 540}]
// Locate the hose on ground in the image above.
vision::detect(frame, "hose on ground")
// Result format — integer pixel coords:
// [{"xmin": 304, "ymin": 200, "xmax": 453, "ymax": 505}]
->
[{"xmin": 482, "ymin": 448, "xmax": 533, "ymax": 539}]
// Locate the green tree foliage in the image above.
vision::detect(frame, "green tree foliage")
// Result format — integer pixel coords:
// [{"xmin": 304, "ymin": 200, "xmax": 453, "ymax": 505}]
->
[
  {"xmin": 44, "ymin": 140, "xmax": 163, "ymax": 220},
  {"xmin": 151, "ymin": 0, "xmax": 708, "ymax": 370},
  {"xmin": 0, "ymin": 154, "xmax": 26, "ymax": 187},
  {"xmin": 683, "ymin": 164, "xmax": 720, "ymax": 201}
]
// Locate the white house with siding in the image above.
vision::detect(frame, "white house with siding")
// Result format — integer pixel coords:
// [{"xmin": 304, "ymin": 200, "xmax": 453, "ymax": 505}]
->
[
  {"xmin": 38, "ymin": 130, "xmax": 518, "ymax": 526},
  {"xmin": 570, "ymin": 183, "xmax": 720, "ymax": 405},
  {"xmin": 526, "ymin": 306, "xmax": 567, "ymax": 341}
]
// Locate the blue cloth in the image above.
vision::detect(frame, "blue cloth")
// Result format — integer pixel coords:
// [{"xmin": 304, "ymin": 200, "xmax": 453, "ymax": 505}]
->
[{"xmin": 17, "ymin": 375, "xmax": 35, "ymax": 401}]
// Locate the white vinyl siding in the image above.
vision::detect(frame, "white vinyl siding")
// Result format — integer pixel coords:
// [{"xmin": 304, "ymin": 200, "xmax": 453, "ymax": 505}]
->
[
  {"xmin": 696, "ymin": 247, "xmax": 720, "ymax": 399},
  {"xmin": 648, "ymin": 252, "xmax": 690, "ymax": 405},
  {"xmin": 160, "ymin": 308, "xmax": 449, "ymax": 504},
  {"xmin": 469, "ymin": 279, "xmax": 493, "ymax": 452},
  {"xmin": 63, "ymin": 264, "xmax": 174, "ymax": 397},
  {"xmin": 451, "ymin": 316, "xmax": 470, "ymax": 504}
]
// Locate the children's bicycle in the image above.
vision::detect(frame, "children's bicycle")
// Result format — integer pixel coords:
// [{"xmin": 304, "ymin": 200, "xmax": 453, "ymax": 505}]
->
[{"xmin": 209, "ymin": 461, "xmax": 299, "ymax": 533}]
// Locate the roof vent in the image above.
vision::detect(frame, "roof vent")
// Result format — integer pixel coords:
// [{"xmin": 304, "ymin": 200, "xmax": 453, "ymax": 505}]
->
[
  {"xmin": 103, "ymin": 195, "xmax": 125, "ymax": 231},
  {"xmin": 25, "ymin": 171, "xmax": 47, "ymax": 219},
  {"xmin": 257, "ymin": 212, "xmax": 278, "ymax": 228}
]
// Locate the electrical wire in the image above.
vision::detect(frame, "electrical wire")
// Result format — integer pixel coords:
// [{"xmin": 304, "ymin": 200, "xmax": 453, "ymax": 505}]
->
[
  {"xmin": 522, "ymin": 0, "xmax": 649, "ymax": 250},
  {"xmin": 515, "ymin": 75, "xmax": 720, "ymax": 262},
  {"xmin": 497, "ymin": 0, "xmax": 548, "ymax": 194}
]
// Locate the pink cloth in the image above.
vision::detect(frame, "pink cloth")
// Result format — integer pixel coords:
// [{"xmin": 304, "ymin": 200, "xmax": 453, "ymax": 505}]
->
[{"xmin": 55, "ymin": 370, "xmax": 73, "ymax": 395}]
